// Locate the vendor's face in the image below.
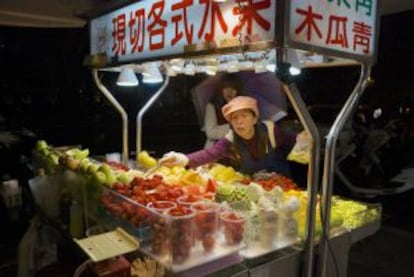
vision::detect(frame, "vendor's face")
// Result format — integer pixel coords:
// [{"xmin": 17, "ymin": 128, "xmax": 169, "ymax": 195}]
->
[
  {"xmin": 229, "ymin": 109, "xmax": 257, "ymax": 139},
  {"xmin": 222, "ymin": 87, "xmax": 238, "ymax": 103}
]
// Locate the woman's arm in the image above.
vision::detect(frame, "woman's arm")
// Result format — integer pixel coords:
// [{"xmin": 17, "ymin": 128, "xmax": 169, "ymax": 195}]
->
[
  {"xmin": 159, "ymin": 136, "xmax": 232, "ymax": 169},
  {"xmin": 204, "ymin": 103, "xmax": 230, "ymax": 140},
  {"xmin": 187, "ymin": 137, "xmax": 232, "ymax": 168}
]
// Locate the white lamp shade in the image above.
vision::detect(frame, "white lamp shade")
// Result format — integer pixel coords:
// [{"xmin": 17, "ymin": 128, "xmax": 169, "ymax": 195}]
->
[
  {"xmin": 184, "ymin": 63, "xmax": 196, "ymax": 75},
  {"xmin": 116, "ymin": 68, "xmax": 139, "ymax": 86},
  {"xmin": 142, "ymin": 63, "xmax": 163, "ymax": 83}
]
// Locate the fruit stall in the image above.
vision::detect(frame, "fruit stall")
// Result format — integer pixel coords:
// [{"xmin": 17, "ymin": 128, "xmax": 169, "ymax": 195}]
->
[
  {"xmin": 31, "ymin": 142, "xmax": 381, "ymax": 276},
  {"xmin": 29, "ymin": 1, "xmax": 382, "ymax": 277}
]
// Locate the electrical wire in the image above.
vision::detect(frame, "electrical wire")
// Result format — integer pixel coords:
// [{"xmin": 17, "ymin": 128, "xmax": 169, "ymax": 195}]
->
[{"xmin": 73, "ymin": 259, "xmax": 92, "ymax": 277}]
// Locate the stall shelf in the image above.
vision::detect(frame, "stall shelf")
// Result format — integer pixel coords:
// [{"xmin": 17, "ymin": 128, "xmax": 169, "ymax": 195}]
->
[
  {"xmin": 80, "ymin": 0, "xmax": 383, "ymax": 276},
  {"xmin": 349, "ymin": 218, "xmax": 381, "ymax": 244},
  {"xmin": 246, "ymin": 220, "xmax": 381, "ymax": 277}
]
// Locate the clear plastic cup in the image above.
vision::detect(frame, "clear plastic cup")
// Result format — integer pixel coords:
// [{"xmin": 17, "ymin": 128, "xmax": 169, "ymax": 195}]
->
[
  {"xmin": 147, "ymin": 202, "xmax": 175, "ymax": 257},
  {"xmin": 167, "ymin": 206, "xmax": 196, "ymax": 264},
  {"xmin": 258, "ymin": 208, "xmax": 279, "ymax": 248},
  {"xmin": 220, "ymin": 211, "xmax": 246, "ymax": 246},
  {"xmin": 147, "ymin": 200, "xmax": 177, "ymax": 214},
  {"xmin": 176, "ymin": 194, "xmax": 203, "ymax": 207},
  {"xmin": 191, "ymin": 201, "xmax": 220, "ymax": 252}
]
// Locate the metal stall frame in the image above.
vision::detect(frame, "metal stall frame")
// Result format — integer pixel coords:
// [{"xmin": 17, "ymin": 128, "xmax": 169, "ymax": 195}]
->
[
  {"xmin": 136, "ymin": 74, "xmax": 170, "ymax": 159},
  {"xmin": 84, "ymin": 1, "xmax": 382, "ymax": 276},
  {"xmin": 318, "ymin": 64, "xmax": 372, "ymax": 277},
  {"xmin": 92, "ymin": 68, "xmax": 129, "ymax": 164},
  {"xmin": 275, "ymin": 48, "xmax": 321, "ymax": 277}
]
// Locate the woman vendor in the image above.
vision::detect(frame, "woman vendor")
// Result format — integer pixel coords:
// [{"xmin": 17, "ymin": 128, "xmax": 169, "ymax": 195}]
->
[
  {"xmin": 160, "ymin": 96, "xmax": 303, "ymax": 177},
  {"xmin": 203, "ymin": 74, "xmax": 243, "ymax": 148}
]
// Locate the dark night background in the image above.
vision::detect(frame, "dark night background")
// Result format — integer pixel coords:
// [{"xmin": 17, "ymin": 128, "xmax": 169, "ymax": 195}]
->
[
  {"xmin": 0, "ymin": 8, "xmax": 413, "ymax": 277},
  {"xmin": 0, "ymin": 27, "xmax": 207, "ymax": 156},
  {"xmin": 0, "ymin": 12, "xmax": 413, "ymax": 157}
]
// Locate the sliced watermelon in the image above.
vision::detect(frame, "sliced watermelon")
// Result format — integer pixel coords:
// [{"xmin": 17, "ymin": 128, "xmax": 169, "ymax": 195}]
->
[{"xmin": 206, "ymin": 178, "xmax": 218, "ymax": 193}]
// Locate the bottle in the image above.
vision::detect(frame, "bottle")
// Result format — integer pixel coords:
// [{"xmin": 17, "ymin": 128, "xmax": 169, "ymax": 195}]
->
[{"xmin": 70, "ymin": 201, "xmax": 84, "ymax": 238}]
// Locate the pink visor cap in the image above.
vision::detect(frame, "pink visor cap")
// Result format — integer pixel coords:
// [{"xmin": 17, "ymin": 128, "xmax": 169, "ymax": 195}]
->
[{"xmin": 222, "ymin": 96, "xmax": 259, "ymax": 122}]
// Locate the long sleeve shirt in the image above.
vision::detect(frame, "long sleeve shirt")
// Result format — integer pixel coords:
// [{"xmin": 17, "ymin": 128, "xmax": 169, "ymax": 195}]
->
[{"xmin": 188, "ymin": 121, "xmax": 296, "ymax": 175}]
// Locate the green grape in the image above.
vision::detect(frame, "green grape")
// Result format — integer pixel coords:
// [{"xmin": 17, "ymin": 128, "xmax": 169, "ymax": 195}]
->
[{"xmin": 229, "ymin": 187, "xmax": 248, "ymax": 202}]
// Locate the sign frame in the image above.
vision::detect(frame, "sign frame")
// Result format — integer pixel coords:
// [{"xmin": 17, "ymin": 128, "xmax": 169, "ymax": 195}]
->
[
  {"xmin": 86, "ymin": 0, "xmax": 278, "ymax": 68},
  {"xmin": 283, "ymin": 0, "xmax": 381, "ymax": 65}
]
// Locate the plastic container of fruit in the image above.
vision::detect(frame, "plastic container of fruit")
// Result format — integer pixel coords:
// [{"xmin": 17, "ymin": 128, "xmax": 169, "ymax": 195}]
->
[
  {"xmin": 167, "ymin": 206, "xmax": 196, "ymax": 264},
  {"xmin": 147, "ymin": 200, "xmax": 177, "ymax": 214},
  {"xmin": 220, "ymin": 211, "xmax": 246, "ymax": 246},
  {"xmin": 191, "ymin": 201, "xmax": 220, "ymax": 252},
  {"xmin": 176, "ymin": 194, "xmax": 203, "ymax": 207},
  {"xmin": 88, "ymin": 187, "xmax": 245, "ymax": 273}
]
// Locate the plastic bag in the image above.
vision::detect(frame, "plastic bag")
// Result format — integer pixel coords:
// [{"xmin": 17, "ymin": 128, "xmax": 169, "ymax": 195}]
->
[
  {"xmin": 17, "ymin": 216, "xmax": 39, "ymax": 277},
  {"xmin": 28, "ymin": 176, "xmax": 60, "ymax": 218},
  {"xmin": 17, "ymin": 215, "xmax": 59, "ymax": 277},
  {"xmin": 287, "ymin": 131, "xmax": 311, "ymax": 164}
]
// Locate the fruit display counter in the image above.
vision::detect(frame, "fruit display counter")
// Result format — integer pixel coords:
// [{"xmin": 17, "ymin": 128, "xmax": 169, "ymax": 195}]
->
[{"xmin": 31, "ymin": 141, "xmax": 381, "ymax": 277}]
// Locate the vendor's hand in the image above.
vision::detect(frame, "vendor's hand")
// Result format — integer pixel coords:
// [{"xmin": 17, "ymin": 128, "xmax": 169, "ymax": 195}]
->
[{"xmin": 158, "ymin": 151, "xmax": 189, "ymax": 168}]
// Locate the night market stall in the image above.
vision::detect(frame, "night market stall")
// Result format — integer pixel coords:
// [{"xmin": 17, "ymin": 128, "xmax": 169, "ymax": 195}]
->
[{"xmin": 29, "ymin": 1, "xmax": 382, "ymax": 277}]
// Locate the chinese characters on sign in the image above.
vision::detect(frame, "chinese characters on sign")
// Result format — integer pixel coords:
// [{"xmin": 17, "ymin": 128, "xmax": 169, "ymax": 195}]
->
[
  {"xmin": 289, "ymin": 0, "xmax": 378, "ymax": 62},
  {"xmin": 90, "ymin": 0, "xmax": 275, "ymax": 63}
]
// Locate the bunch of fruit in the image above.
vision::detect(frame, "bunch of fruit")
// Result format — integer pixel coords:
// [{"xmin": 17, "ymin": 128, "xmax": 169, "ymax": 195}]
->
[
  {"xmin": 331, "ymin": 198, "xmax": 380, "ymax": 229},
  {"xmin": 137, "ymin": 151, "xmax": 157, "ymax": 169},
  {"xmin": 242, "ymin": 173, "xmax": 299, "ymax": 192},
  {"xmin": 283, "ymin": 190, "xmax": 343, "ymax": 239},
  {"xmin": 216, "ymin": 184, "xmax": 248, "ymax": 203},
  {"xmin": 33, "ymin": 141, "xmax": 60, "ymax": 174},
  {"xmin": 112, "ymin": 177, "xmax": 185, "ymax": 205},
  {"xmin": 100, "ymin": 190, "xmax": 150, "ymax": 227},
  {"xmin": 208, "ymin": 164, "xmax": 245, "ymax": 183}
]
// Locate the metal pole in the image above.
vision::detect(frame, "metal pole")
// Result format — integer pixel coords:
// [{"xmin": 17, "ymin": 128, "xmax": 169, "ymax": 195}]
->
[
  {"xmin": 136, "ymin": 75, "xmax": 170, "ymax": 162},
  {"xmin": 318, "ymin": 64, "xmax": 371, "ymax": 277},
  {"xmin": 277, "ymin": 48, "xmax": 321, "ymax": 277},
  {"xmin": 283, "ymin": 83, "xmax": 321, "ymax": 277},
  {"xmin": 92, "ymin": 69, "xmax": 129, "ymax": 164}
]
